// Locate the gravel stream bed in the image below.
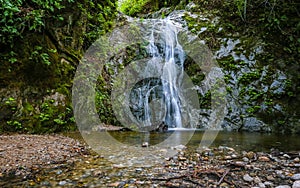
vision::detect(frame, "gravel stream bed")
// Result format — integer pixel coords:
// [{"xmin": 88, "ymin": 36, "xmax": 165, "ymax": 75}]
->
[{"xmin": 0, "ymin": 134, "xmax": 300, "ymax": 187}]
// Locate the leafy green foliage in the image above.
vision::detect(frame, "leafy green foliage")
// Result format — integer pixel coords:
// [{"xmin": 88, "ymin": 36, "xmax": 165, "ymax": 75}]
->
[
  {"xmin": 0, "ymin": 0, "xmax": 75, "ymax": 68},
  {"xmin": 29, "ymin": 46, "xmax": 51, "ymax": 65},
  {"xmin": 0, "ymin": 0, "xmax": 74, "ymax": 46},
  {"xmin": 234, "ymin": 0, "xmax": 247, "ymax": 21},
  {"xmin": 34, "ymin": 101, "xmax": 76, "ymax": 133},
  {"xmin": 0, "ymin": 0, "xmax": 117, "ymax": 133},
  {"xmin": 80, "ymin": 0, "xmax": 116, "ymax": 49},
  {"xmin": 7, "ymin": 120, "xmax": 22, "ymax": 130},
  {"xmin": 118, "ymin": 0, "xmax": 152, "ymax": 16}
]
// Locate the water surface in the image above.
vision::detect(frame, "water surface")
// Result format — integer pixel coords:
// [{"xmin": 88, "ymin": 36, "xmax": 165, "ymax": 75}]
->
[{"xmin": 67, "ymin": 130, "xmax": 300, "ymax": 153}]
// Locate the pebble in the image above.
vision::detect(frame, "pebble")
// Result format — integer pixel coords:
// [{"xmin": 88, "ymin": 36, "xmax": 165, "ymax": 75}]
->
[
  {"xmin": 243, "ymin": 174, "xmax": 254, "ymax": 182},
  {"xmin": 283, "ymin": 154, "xmax": 291, "ymax": 159},
  {"xmin": 258, "ymin": 182, "xmax": 266, "ymax": 188},
  {"xmin": 267, "ymin": 175, "xmax": 275, "ymax": 181},
  {"xmin": 231, "ymin": 154, "xmax": 238, "ymax": 158},
  {"xmin": 173, "ymin": 145, "xmax": 186, "ymax": 151},
  {"xmin": 275, "ymin": 185, "xmax": 291, "ymax": 188},
  {"xmin": 135, "ymin": 168, "xmax": 142, "ymax": 173},
  {"xmin": 142, "ymin": 142, "xmax": 149, "ymax": 147},
  {"xmin": 178, "ymin": 156, "xmax": 187, "ymax": 161},
  {"xmin": 243, "ymin": 157, "xmax": 249, "ymax": 162},
  {"xmin": 264, "ymin": 181, "xmax": 274, "ymax": 186},
  {"xmin": 40, "ymin": 181, "xmax": 51, "ymax": 186},
  {"xmin": 220, "ymin": 182, "xmax": 229, "ymax": 187},
  {"xmin": 227, "ymin": 147, "xmax": 235, "ymax": 152},
  {"xmin": 246, "ymin": 151, "xmax": 255, "ymax": 159},
  {"xmin": 58, "ymin": 181, "xmax": 67, "ymax": 186},
  {"xmin": 276, "ymin": 170, "xmax": 286, "ymax": 179},
  {"xmin": 56, "ymin": 169, "xmax": 63, "ymax": 175},
  {"xmin": 92, "ymin": 169, "xmax": 103, "ymax": 176},
  {"xmin": 293, "ymin": 180, "xmax": 300, "ymax": 188},
  {"xmin": 254, "ymin": 176, "xmax": 262, "ymax": 183},
  {"xmin": 294, "ymin": 158, "xmax": 300, "ymax": 163},
  {"xmin": 292, "ymin": 174, "xmax": 300, "ymax": 180},
  {"xmin": 108, "ymin": 182, "xmax": 120, "ymax": 187},
  {"xmin": 258, "ymin": 156, "xmax": 270, "ymax": 162},
  {"xmin": 234, "ymin": 161, "xmax": 245, "ymax": 167}
]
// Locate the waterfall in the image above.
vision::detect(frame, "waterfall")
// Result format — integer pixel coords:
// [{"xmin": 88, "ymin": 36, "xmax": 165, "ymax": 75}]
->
[{"xmin": 129, "ymin": 18, "xmax": 186, "ymax": 129}]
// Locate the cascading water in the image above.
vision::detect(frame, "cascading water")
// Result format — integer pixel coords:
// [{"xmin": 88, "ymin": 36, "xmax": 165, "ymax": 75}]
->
[
  {"xmin": 129, "ymin": 17, "xmax": 186, "ymax": 129},
  {"xmin": 108, "ymin": 11, "xmax": 224, "ymax": 132}
]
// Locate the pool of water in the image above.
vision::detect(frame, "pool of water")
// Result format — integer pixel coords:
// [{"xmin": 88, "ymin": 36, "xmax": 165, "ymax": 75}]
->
[
  {"xmin": 68, "ymin": 130, "xmax": 300, "ymax": 152},
  {"xmin": 66, "ymin": 130, "xmax": 300, "ymax": 167}
]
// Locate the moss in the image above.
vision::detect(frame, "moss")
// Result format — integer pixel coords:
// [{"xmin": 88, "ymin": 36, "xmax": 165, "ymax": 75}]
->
[
  {"xmin": 0, "ymin": 0, "xmax": 117, "ymax": 133},
  {"xmin": 238, "ymin": 71, "xmax": 261, "ymax": 85}
]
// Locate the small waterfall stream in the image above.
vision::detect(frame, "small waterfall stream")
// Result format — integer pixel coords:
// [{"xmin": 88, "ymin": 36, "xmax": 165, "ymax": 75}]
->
[{"xmin": 129, "ymin": 18, "xmax": 187, "ymax": 129}]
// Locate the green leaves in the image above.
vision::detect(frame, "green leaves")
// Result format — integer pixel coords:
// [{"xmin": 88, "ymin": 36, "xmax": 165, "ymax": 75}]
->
[
  {"xmin": 234, "ymin": 0, "xmax": 247, "ymax": 21},
  {"xmin": 0, "ymin": 0, "xmax": 74, "ymax": 48},
  {"xmin": 29, "ymin": 46, "xmax": 51, "ymax": 65},
  {"xmin": 118, "ymin": 0, "xmax": 151, "ymax": 16}
]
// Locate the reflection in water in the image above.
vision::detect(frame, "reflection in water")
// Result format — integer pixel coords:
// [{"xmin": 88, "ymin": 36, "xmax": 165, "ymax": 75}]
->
[
  {"xmin": 66, "ymin": 130, "xmax": 300, "ymax": 168},
  {"xmin": 87, "ymin": 130, "xmax": 300, "ymax": 152}
]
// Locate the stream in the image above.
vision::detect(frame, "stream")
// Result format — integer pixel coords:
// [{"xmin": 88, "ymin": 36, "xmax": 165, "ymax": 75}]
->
[{"xmin": 1, "ymin": 131, "xmax": 300, "ymax": 187}]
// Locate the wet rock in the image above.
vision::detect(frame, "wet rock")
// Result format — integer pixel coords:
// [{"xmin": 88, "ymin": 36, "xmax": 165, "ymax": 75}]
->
[
  {"xmin": 219, "ymin": 182, "xmax": 229, "ymax": 187},
  {"xmin": 172, "ymin": 145, "xmax": 186, "ymax": 151},
  {"xmin": 243, "ymin": 173, "xmax": 254, "ymax": 182},
  {"xmin": 267, "ymin": 175, "xmax": 275, "ymax": 181},
  {"xmin": 56, "ymin": 169, "xmax": 63, "ymax": 175},
  {"xmin": 243, "ymin": 157, "xmax": 250, "ymax": 162},
  {"xmin": 231, "ymin": 154, "xmax": 238, "ymax": 159},
  {"xmin": 292, "ymin": 174, "xmax": 300, "ymax": 180},
  {"xmin": 58, "ymin": 181, "xmax": 67, "ymax": 186},
  {"xmin": 246, "ymin": 151, "xmax": 255, "ymax": 159},
  {"xmin": 275, "ymin": 185, "xmax": 291, "ymax": 188},
  {"xmin": 142, "ymin": 142, "xmax": 149, "ymax": 147},
  {"xmin": 258, "ymin": 156, "xmax": 270, "ymax": 162},
  {"xmin": 242, "ymin": 117, "xmax": 267, "ymax": 132},
  {"xmin": 135, "ymin": 168, "xmax": 143, "ymax": 173},
  {"xmin": 92, "ymin": 169, "xmax": 103, "ymax": 177},
  {"xmin": 108, "ymin": 182, "xmax": 120, "ymax": 187},
  {"xmin": 233, "ymin": 161, "xmax": 246, "ymax": 167},
  {"xmin": 41, "ymin": 181, "xmax": 51, "ymax": 186},
  {"xmin": 294, "ymin": 164, "xmax": 300, "ymax": 167},
  {"xmin": 264, "ymin": 181, "xmax": 274, "ymax": 186},
  {"xmin": 293, "ymin": 180, "xmax": 300, "ymax": 188},
  {"xmin": 258, "ymin": 182, "xmax": 266, "ymax": 188},
  {"xmin": 283, "ymin": 154, "xmax": 291, "ymax": 159},
  {"xmin": 294, "ymin": 157, "xmax": 300, "ymax": 163},
  {"xmin": 178, "ymin": 156, "xmax": 187, "ymax": 161},
  {"xmin": 254, "ymin": 176, "xmax": 262, "ymax": 183},
  {"xmin": 276, "ymin": 170, "xmax": 286, "ymax": 179}
]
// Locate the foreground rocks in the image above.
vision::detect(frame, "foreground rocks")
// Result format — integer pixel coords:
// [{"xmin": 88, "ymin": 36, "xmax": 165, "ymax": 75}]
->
[
  {"xmin": 0, "ymin": 134, "xmax": 88, "ymax": 178},
  {"xmin": 154, "ymin": 146, "xmax": 300, "ymax": 187},
  {"xmin": 0, "ymin": 134, "xmax": 299, "ymax": 187}
]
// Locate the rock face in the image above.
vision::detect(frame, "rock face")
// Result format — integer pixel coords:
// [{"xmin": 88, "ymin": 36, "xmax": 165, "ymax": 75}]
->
[
  {"xmin": 138, "ymin": 121, "xmax": 168, "ymax": 132},
  {"xmin": 100, "ymin": 6, "xmax": 299, "ymax": 132},
  {"xmin": 111, "ymin": 1, "xmax": 300, "ymax": 133}
]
